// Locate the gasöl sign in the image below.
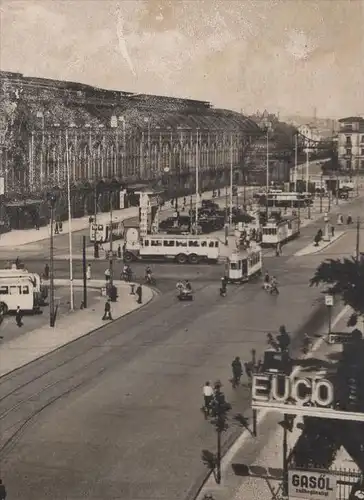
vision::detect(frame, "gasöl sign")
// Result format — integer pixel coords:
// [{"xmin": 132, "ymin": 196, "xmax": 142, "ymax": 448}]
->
[
  {"xmin": 252, "ymin": 374, "xmax": 334, "ymax": 407},
  {"xmin": 288, "ymin": 470, "xmax": 336, "ymax": 500}
]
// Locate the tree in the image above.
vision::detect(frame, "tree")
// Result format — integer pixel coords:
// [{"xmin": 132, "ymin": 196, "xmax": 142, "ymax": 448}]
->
[{"xmin": 310, "ymin": 256, "xmax": 364, "ymax": 325}]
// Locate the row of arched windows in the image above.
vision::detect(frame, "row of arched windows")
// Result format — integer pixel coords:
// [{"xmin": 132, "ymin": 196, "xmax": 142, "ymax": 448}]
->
[{"xmin": 29, "ymin": 135, "xmax": 243, "ymax": 188}]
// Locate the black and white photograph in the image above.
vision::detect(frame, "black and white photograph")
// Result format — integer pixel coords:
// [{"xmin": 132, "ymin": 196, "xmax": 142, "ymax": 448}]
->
[{"xmin": 0, "ymin": 0, "xmax": 363, "ymax": 499}]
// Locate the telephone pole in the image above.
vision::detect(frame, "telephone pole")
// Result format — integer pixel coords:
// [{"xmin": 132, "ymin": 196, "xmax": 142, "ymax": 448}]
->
[{"xmin": 356, "ymin": 217, "xmax": 360, "ymax": 262}]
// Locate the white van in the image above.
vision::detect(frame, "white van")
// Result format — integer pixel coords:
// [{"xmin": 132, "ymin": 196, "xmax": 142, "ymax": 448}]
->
[
  {"xmin": 0, "ymin": 269, "xmax": 48, "ymax": 304},
  {"xmin": 0, "ymin": 277, "xmax": 41, "ymax": 314}
]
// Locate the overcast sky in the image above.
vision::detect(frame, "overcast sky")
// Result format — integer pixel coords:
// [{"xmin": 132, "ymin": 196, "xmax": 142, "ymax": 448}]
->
[{"xmin": 0, "ymin": 0, "xmax": 363, "ymax": 118}]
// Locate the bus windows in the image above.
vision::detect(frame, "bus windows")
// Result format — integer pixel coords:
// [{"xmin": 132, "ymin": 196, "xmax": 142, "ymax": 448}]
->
[
  {"xmin": 163, "ymin": 240, "xmax": 175, "ymax": 247},
  {"xmin": 0, "ymin": 286, "xmax": 7, "ymax": 294},
  {"xmin": 209, "ymin": 241, "xmax": 215, "ymax": 248},
  {"xmin": 214, "ymin": 241, "xmax": 219, "ymax": 248},
  {"xmin": 144, "ymin": 240, "xmax": 149, "ymax": 247},
  {"xmin": 22, "ymin": 285, "xmax": 29, "ymax": 294},
  {"xmin": 151, "ymin": 240, "xmax": 162, "ymax": 247},
  {"xmin": 201, "ymin": 241, "xmax": 207, "ymax": 247},
  {"xmin": 176, "ymin": 240, "xmax": 187, "ymax": 247},
  {"xmin": 188, "ymin": 240, "xmax": 198, "ymax": 247}
]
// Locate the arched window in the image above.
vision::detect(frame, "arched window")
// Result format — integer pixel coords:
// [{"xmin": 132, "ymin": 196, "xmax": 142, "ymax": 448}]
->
[
  {"xmin": 183, "ymin": 143, "xmax": 191, "ymax": 171},
  {"xmin": 96, "ymin": 143, "xmax": 104, "ymax": 178},
  {"xmin": 201, "ymin": 142, "xmax": 208, "ymax": 169},
  {"xmin": 171, "ymin": 142, "xmax": 181, "ymax": 173},
  {"xmin": 161, "ymin": 141, "xmax": 170, "ymax": 174},
  {"xmin": 150, "ymin": 142, "xmax": 159, "ymax": 176}
]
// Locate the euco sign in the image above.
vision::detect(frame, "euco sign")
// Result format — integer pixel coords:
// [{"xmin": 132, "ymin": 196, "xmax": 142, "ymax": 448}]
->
[
  {"xmin": 252, "ymin": 374, "xmax": 334, "ymax": 409},
  {"xmin": 288, "ymin": 470, "xmax": 336, "ymax": 500}
]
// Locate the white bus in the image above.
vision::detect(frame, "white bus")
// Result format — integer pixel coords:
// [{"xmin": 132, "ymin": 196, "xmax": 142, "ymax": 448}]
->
[
  {"xmin": 90, "ymin": 221, "xmax": 124, "ymax": 243},
  {"xmin": 123, "ymin": 231, "xmax": 220, "ymax": 264},
  {"xmin": 0, "ymin": 269, "xmax": 48, "ymax": 304},
  {"xmin": 0, "ymin": 277, "xmax": 41, "ymax": 314},
  {"xmin": 261, "ymin": 216, "xmax": 300, "ymax": 247}
]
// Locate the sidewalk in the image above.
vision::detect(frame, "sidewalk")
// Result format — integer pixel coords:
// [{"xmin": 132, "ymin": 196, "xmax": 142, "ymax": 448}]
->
[
  {"xmin": 294, "ymin": 230, "xmax": 346, "ymax": 256},
  {"xmin": 0, "ymin": 188, "xmax": 256, "ymax": 249},
  {"xmin": 0, "ymin": 280, "xmax": 154, "ymax": 377},
  {"xmin": 196, "ymin": 305, "xmax": 352, "ymax": 500}
]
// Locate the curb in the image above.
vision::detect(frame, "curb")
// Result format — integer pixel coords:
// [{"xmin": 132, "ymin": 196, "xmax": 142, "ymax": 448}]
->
[
  {"xmin": 294, "ymin": 231, "xmax": 346, "ymax": 257},
  {"xmin": 0, "ymin": 288, "xmax": 157, "ymax": 380}
]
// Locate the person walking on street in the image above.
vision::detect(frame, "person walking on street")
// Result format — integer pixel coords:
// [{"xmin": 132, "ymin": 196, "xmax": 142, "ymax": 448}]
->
[
  {"xmin": 15, "ymin": 306, "xmax": 23, "ymax": 327},
  {"xmin": 102, "ymin": 300, "xmax": 112, "ymax": 320},
  {"xmin": 104, "ymin": 268, "xmax": 111, "ymax": 282},
  {"xmin": 231, "ymin": 356, "xmax": 243, "ymax": 387},
  {"xmin": 86, "ymin": 264, "xmax": 92, "ymax": 280},
  {"xmin": 202, "ymin": 381, "xmax": 214, "ymax": 416},
  {"xmin": 44, "ymin": 263, "xmax": 49, "ymax": 280},
  {"xmin": 117, "ymin": 244, "xmax": 122, "ymax": 258},
  {"xmin": 0, "ymin": 479, "xmax": 7, "ymax": 500},
  {"xmin": 331, "ymin": 225, "xmax": 335, "ymax": 237},
  {"xmin": 136, "ymin": 284, "xmax": 142, "ymax": 304}
]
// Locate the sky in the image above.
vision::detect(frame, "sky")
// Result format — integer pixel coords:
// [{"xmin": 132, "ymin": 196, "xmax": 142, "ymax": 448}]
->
[{"xmin": 0, "ymin": 0, "xmax": 363, "ymax": 118}]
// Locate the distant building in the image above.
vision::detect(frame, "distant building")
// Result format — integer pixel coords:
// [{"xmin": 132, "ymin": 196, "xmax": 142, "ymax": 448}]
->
[
  {"xmin": 297, "ymin": 124, "xmax": 321, "ymax": 152},
  {"xmin": 337, "ymin": 117, "xmax": 364, "ymax": 171}
]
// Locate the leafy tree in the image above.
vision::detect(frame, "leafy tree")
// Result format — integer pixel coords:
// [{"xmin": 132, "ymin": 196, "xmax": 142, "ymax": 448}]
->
[{"xmin": 310, "ymin": 256, "xmax": 364, "ymax": 325}]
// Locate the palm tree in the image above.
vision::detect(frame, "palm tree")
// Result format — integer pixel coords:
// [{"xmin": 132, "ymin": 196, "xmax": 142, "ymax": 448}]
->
[{"xmin": 310, "ymin": 255, "xmax": 364, "ymax": 326}]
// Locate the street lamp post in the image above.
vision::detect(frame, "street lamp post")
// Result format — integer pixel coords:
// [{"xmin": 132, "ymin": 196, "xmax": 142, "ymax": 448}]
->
[
  {"xmin": 229, "ymin": 133, "xmax": 233, "ymax": 226},
  {"xmin": 47, "ymin": 191, "xmax": 57, "ymax": 327},
  {"xmin": 195, "ymin": 128, "xmax": 200, "ymax": 231},
  {"xmin": 294, "ymin": 132, "xmax": 298, "ymax": 192},
  {"xmin": 65, "ymin": 129, "xmax": 74, "ymax": 311}
]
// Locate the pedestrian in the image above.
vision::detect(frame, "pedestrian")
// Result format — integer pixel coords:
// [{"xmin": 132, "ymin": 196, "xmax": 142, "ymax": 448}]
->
[
  {"xmin": 331, "ymin": 225, "xmax": 335, "ymax": 237},
  {"xmin": 59, "ymin": 221, "xmax": 63, "ymax": 232},
  {"xmin": 44, "ymin": 263, "xmax": 49, "ymax": 280},
  {"xmin": 136, "ymin": 284, "xmax": 142, "ymax": 304},
  {"xmin": 104, "ymin": 268, "xmax": 111, "ymax": 282},
  {"xmin": 54, "ymin": 222, "xmax": 59, "ymax": 234},
  {"xmin": 231, "ymin": 356, "xmax": 243, "ymax": 387},
  {"xmin": 102, "ymin": 300, "xmax": 113, "ymax": 320},
  {"xmin": 15, "ymin": 306, "xmax": 23, "ymax": 327},
  {"xmin": 275, "ymin": 243, "xmax": 280, "ymax": 256},
  {"xmin": 0, "ymin": 479, "xmax": 7, "ymax": 500},
  {"xmin": 117, "ymin": 244, "xmax": 122, "ymax": 259},
  {"xmin": 202, "ymin": 381, "xmax": 214, "ymax": 412},
  {"xmin": 86, "ymin": 264, "xmax": 92, "ymax": 280}
]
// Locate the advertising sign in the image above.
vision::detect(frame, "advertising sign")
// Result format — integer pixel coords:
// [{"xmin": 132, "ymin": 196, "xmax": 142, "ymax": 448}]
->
[
  {"xmin": 288, "ymin": 470, "xmax": 336, "ymax": 500},
  {"xmin": 251, "ymin": 373, "xmax": 364, "ymax": 421},
  {"xmin": 328, "ymin": 332, "xmax": 356, "ymax": 345},
  {"xmin": 325, "ymin": 294, "xmax": 334, "ymax": 306}
]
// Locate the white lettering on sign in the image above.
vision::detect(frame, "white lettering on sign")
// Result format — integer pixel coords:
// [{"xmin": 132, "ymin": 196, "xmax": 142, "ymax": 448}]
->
[
  {"xmin": 288, "ymin": 470, "xmax": 336, "ymax": 500},
  {"xmin": 252, "ymin": 374, "xmax": 334, "ymax": 408}
]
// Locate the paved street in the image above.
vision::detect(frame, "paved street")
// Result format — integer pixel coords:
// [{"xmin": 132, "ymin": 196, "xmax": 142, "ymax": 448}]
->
[{"xmin": 0, "ymin": 195, "xmax": 363, "ymax": 500}]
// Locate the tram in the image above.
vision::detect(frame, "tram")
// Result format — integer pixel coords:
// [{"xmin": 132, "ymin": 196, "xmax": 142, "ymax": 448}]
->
[
  {"xmin": 261, "ymin": 216, "xmax": 300, "ymax": 247},
  {"xmin": 89, "ymin": 220, "xmax": 124, "ymax": 243},
  {"xmin": 226, "ymin": 244, "xmax": 263, "ymax": 284}
]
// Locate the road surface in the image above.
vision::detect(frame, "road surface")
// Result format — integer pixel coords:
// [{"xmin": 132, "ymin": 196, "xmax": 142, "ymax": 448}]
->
[{"xmin": 0, "ymin": 196, "xmax": 363, "ymax": 500}]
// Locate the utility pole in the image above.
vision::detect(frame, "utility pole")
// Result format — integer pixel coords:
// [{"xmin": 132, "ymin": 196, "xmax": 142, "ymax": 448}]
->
[
  {"xmin": 82, "ymin": 235, "xmax": 87, "ymax": 308},
  {"xmin": 47, "ymin": 192, "xmax": 57, "ymax": 327},
  {"xmin": 294, "ymin": 132, "xmax": 298, "ymax": 192},
  {"xmin": 109, "ymin": 190, "xmax": 114, "ymax": 290},
  {"xmin": 266, "ymin": 127, "xmax": 269, "ymax": 220},
  {"xmin": 65, "ymin": 129, "xmax": 74, "ymax": 311},
  {"xmin": 229, "ymin": 133, "xmax": 233, "ymax": 226},
  {"xmin": 356, "ymin": 217, "xmax": 360, "ymax": 262},
  {"xmin": 195, "ymin": 128, "xmax": 200, "ymax": 232}
]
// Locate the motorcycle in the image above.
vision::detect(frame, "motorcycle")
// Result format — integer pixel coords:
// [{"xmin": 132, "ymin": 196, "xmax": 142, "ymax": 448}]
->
[
  {"xmin": 178, "ymin": 287, "xmax": 194, "ymax": 301},
  {"xmin": 121, "ymin": 270, "xmax": 132, "ymax": 282},
  {"xmin": 263, "ymin": 283, "xmax": 279, "ymax": 295}
]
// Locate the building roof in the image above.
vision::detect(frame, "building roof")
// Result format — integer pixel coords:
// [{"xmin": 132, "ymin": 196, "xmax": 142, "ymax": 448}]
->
[{"xmin": 338, "ymin": 116, "xmax": 364, "ymax": 123}]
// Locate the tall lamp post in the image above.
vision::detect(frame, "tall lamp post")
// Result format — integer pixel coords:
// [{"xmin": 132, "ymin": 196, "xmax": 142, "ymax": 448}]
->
[
  {"xmin": 47, "ymin": 190, "xmax": 57, "ymax": 327},
  {"xmin": 195, "ymin": 128, "xmax": 200, "ymax": 231},
  {"xmin": 65, "ymin": 129, "xmax": 74, "ymax": 310},
  {"xmin": 229, "ymin": 133, "xmax": 234, "ymax": 225}
]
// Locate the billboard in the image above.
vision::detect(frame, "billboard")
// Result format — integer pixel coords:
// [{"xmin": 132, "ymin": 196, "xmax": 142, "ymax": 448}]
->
[
  {"xmin": 251, "ymin": 373, "xmax": 364, "ymax": 422},
  {"xmin": 288, "ymin": 470, "xmax": 336, "ymax": 500}
]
